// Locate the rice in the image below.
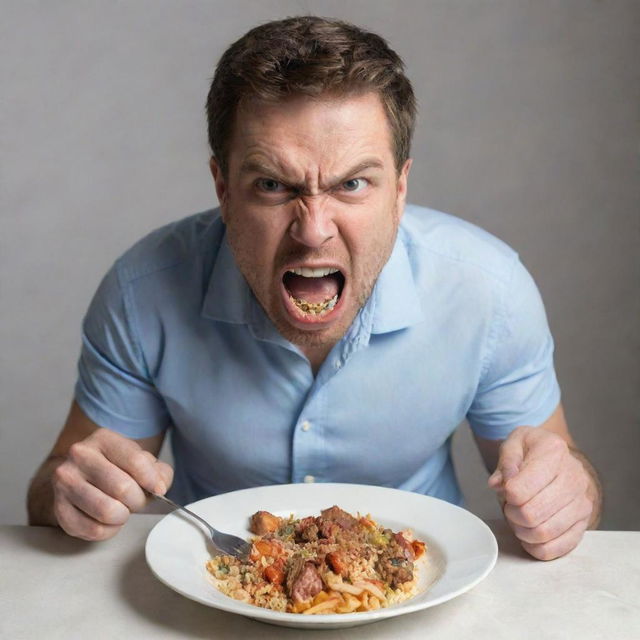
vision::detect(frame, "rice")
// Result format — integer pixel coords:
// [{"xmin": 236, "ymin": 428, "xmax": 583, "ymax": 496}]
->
[{"xmin": 205, "ymin": 505, "xmax": 426, "ymax": 614}]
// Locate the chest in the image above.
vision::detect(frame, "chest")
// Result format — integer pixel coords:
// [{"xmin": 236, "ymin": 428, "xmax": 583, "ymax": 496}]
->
[{"xmin": 152, "ymin": 320, "xmax": 482, "ymax": 485}]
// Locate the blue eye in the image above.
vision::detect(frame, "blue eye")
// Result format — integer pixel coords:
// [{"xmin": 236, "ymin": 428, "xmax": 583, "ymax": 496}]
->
[{"xmin": 342, "ymin": 178, "xmax": 367, "ymax": 192}]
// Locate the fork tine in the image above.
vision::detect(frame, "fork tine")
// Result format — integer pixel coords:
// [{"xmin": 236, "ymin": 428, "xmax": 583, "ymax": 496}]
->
[
  {"xmin": 211, "ymin": 528, "xmax": 252, "ymax": 557},
  {"xmin": 150, "ymin": 492, "xmax": 249, "ymax": 558}
]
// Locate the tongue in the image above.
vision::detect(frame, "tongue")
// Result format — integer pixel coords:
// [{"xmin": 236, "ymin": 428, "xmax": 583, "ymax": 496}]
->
[{"xmin": 284, "ymin": 273, "xmax": 340, "ymax": 304}]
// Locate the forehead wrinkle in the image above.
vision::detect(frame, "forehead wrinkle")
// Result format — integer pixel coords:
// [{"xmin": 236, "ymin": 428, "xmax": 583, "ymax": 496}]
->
[{"xmin": 239, "ymin": 147, "xmax": 308, "ymax": 184}]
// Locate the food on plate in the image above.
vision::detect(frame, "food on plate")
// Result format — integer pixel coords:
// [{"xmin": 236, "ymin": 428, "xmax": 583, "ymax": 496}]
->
[{"xmin": 206, "ymin": 505, "xmax": 427, "ymax": 614}]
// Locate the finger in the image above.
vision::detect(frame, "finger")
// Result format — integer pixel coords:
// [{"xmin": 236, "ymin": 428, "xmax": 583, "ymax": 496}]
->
[
  {"xmin": 520, "ymin": 517, "xmax": 589, "ymax": 561},
  {"xmin": 504, "ymin": 451, "xmax": 590, "ymax": 527},
  {"xmin": 138, "ymin": 450, "xmax": 174, "ymax": 494},
  {"xmin": 503, "ymin": 472, "xmax": 582, "ymax": 528},
  {"xmin": 155, "ymin": 460, "xmax": 174, "ymax": 495},
  {"xmin": 91, "ymin": 430, "xmax": 166, "ymax": 494},
  {"xmin": 54, "ymin": 460, "xmax": 131, "ymax": 525},
  {"xmin": 53, "ymin": 493, "xmax": 123, "ymax": 542},
  {"xmin": 496, "ymin": 427, "xmax": 527, "ymax": 482},
  {"xmin": 68, "ymin": 440, "xmax": 149, "ymax": 511},
  {"xmin": 503, "ymin": 432, "xmax": 569, "ymax": 505},
  {"xmin": 503, "ymin": 457, "xmax": 558, "ymax": 507},
  {"xmin": 509, "ymin": 495, "xmax": 593, "ymax": 545},
  {"xmin": 488, "ymin": 474, "xmax": 507, "ymax": 506},
  {"xmin": 488, "ymin": 469, "xmax": 502, "ymax": 488}
]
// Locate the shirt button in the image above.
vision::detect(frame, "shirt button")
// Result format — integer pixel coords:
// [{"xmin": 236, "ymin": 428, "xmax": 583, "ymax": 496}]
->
[
  {"xmin": 303, "ymin": 475, "xmax": 315, "ymax": 483},
  {"xmin": 334, "ymin": 359, "xmax": 342, "ymax": 370},
  {"xmin": 301, "ymin": 420, "xmax": 311, "ymax": 432}
]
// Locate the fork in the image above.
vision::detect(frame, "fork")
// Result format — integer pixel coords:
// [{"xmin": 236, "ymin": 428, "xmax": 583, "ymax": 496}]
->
[{"xmin": 151, "ymin": 493, "xmax": 251, "ymax": 558}]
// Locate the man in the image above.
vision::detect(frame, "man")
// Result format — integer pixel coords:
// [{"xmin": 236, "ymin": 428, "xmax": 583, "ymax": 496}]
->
[{"xmin": 28, "ymin": 16, "xmax": 601, "ymax": 560}]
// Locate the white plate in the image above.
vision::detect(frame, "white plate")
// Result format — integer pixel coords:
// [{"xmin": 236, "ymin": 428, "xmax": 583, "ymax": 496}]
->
[{"xmin": 145, "ymin": 483, "xmax": 498, "ymax": 629}]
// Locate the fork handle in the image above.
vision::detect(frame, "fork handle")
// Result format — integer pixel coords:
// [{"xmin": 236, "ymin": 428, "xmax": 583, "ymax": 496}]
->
[{"xmin": 151, "ymin": 493, "xmax": 213, "ymax": 535}]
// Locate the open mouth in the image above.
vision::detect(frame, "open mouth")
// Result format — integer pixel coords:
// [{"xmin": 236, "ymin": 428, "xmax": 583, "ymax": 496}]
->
[{"xmin": 282, "ymin": 267, "xmax": 345, "ymax": 317}]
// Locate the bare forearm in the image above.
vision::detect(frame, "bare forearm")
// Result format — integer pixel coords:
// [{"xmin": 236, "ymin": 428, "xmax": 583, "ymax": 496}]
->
[
  {"xmin": 27, "ymin": 456, "xmax": 65, "ymax": 527},
  {"xmin": 569, "ymin": 446, "xmax": 603, "ymax": 529}
]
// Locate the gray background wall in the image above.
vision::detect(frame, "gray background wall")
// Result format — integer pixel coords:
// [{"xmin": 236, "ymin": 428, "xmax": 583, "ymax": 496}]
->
[{"xmin": 1, "ymin": 0, "xmax": 638, "ymax": 528}]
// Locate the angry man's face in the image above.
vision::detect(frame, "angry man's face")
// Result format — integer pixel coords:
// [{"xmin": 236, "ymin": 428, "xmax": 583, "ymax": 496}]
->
[{"xmin": 211, "ymin": 91, "xmax": 411, "ymax": 366}]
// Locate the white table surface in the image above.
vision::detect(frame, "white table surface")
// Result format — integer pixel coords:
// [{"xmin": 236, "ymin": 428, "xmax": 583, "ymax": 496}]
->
[{"xmin": 1, "ymin": 515, "xmax": 639, "ymax": 639}]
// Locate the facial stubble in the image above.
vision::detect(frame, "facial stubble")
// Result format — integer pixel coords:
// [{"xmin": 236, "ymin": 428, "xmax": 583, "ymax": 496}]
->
[{"xmin": 224, "ymin": 201, "xmax": 402, "ymax": 351}]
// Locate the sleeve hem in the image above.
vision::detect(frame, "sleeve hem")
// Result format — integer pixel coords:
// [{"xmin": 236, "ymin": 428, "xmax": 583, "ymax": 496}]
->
[
  {"xmin": 468, "ymin": 386, "xmax": 561, "ymax": 441},
  {"xmin": 74, "ymin": 387, "xmax": 169, "ymax": 440}
]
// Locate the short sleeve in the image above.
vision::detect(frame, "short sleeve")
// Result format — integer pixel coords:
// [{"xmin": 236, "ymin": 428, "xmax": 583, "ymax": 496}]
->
[
  {"xmin": 467, "ymin": 259, "xmax": 561, "ymax": 439},
  {"xmin": 74, "ymin": 261, "xmax": 171, "ymax": 438}
]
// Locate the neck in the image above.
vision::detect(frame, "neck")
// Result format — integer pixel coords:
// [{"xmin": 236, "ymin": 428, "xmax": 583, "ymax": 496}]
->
[{"xmin": 300, "ymin": 343, "xmax": 334, "ymax": 376}]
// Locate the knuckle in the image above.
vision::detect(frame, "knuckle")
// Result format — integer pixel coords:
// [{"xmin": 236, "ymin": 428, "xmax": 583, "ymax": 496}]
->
[
  {"xmin": 550, "ymin": 434, "xmax": 568, "ymax": 451},
  {"xmin": 81, "ymin": 520, "xmax": 106, "ymax": 541},
  {"xmin": 105, "ymin": 503, "xmax": 128, "ymax": 526},
  {"xmin": 52, "ymin": 462, "xmax": 73, "ymax": 489},
  {"xmin": 95, "ymin": 497, "xmax": 126, "ymax": 525},
  {"xmin": 140, "ymin": 450, "xmax": 157, "ymax": 463},
  {"xmin": 524, "ymin": 541, "xmax": 555, "ymax": 561},
  {"xmin": 96, "ymin": 502, "xmax": 115, "ymax": 524},
  {"xmin": 111, "ymin": 478, "xmax": 134, "ymax": 504},
  {"xmin": 67, "ymin": 440, "xmax": 91, "ymax": 464},
  {"xmin": 503, "ymin": 481, "xmax": 526, "ymax": 506},
  {"xmin": 128, "ymin": 451, "xmax": 151, "ymax": 477},
  {"xmin": 536, "ymin": 545, "xmax": 556, "ymax": 562},
  {"xmin": 534, "ymin": 521, "xmax": 554, "ymax": 543},
  {"xmin": 519, "ymin": 503, "xmax": 541, "ymax": 528}
]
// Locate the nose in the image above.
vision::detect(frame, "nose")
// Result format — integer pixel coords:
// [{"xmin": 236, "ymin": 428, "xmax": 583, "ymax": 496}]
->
[{"xmin": 288, "ymin": 195, "xmax": 336, "ymax": 248}]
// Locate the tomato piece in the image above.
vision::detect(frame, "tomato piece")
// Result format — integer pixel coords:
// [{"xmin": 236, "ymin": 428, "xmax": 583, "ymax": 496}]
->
[
  {"xmin": 263, "ymin": 564, "xmax": 285, "ymax": 585},
  {"xmin": 250, "ymin": 538, "xmax": 284, "ymax": 562},
  {"xmin": 326, "ymin": 551, "xmax": 347, "ymax": 576}
]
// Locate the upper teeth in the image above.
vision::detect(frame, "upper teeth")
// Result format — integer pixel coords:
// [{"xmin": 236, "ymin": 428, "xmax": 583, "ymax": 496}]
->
[{"xmin": 288, "ymin": 267, "xmax": 339, "ymax": 278}]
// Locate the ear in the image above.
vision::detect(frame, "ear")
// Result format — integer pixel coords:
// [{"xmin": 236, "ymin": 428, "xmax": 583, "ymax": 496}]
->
[
  {"xmin": 395, "ymin": 158, "xmax": 412, "ymax": 219},
  {"xmin": 209, "ymin": 157, "xmax": 229, "ymax": 221}
]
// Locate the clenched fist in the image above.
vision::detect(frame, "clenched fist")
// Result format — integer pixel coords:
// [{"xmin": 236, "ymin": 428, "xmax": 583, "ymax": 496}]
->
[{"xmin": 488, "ymin": 426, "xmax": 598, "ymax": 560}]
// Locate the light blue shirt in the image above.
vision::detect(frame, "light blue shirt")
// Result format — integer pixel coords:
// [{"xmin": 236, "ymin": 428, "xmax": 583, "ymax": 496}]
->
[{"xmin": 75, "ymin": 205, "xmax": 561, "ymax": 506}]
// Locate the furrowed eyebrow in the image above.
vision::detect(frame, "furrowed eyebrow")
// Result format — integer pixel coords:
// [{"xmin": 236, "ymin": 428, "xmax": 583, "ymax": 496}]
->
[
  {"xmin": 239, "ymin": 158, "xmax": 283, "ymax": 177},
  {"xmin": 241, "ymin": 159, "xmax": 303, "ymax": 192},
  {"xmin": 239, "ymin": 157, "xmax": 385, "ymax": 192},
  {"xmin": 324, "ymin": 159, "xmax": 385, "ymax": 190},
  {"xmin": 338, "ymin": 159, "xmax": 385, "ymax": 179}
]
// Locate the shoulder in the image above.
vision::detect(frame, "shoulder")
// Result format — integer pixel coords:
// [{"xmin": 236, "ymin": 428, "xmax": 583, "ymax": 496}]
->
[
  {"xmin": 113, "ymin": 209, "xmax": 225, "ymax": 286},
  {"xmin": 400, "ymin": 204, "xmax": 519, "ymax": 286}
]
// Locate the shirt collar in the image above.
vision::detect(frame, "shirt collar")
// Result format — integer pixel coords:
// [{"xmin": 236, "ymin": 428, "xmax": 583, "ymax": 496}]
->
[
  {"xmin": 370, "ymin": 228, "xmax": 425, "ymax": 334},
  {"xmin": 201, "ymin": 233, "xmax": 252, "ymax": 324},
  {"xmin": 201, "ymin": 226, "xmax": 424, "ymax": 335},
  {"xmin": 200, "ymin": 233, "xmax": 297, "ymax": 349}
]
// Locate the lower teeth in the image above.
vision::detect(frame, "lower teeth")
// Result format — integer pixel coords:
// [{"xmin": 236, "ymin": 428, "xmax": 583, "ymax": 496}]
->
[{"xmin": 292, "ymin": 294, "xmax": 338, "ymax": 315}]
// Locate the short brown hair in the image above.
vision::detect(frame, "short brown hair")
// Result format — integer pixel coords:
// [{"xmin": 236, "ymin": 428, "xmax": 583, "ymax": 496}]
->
[{"xmin": 206, "ymin": 16, "xmax": 416, "ymax": 174}]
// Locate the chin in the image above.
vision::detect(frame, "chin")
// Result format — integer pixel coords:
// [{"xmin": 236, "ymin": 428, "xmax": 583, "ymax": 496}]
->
[{"xmin": 271, "ymin": 297, "xmax": 355, "ymax": 352}]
